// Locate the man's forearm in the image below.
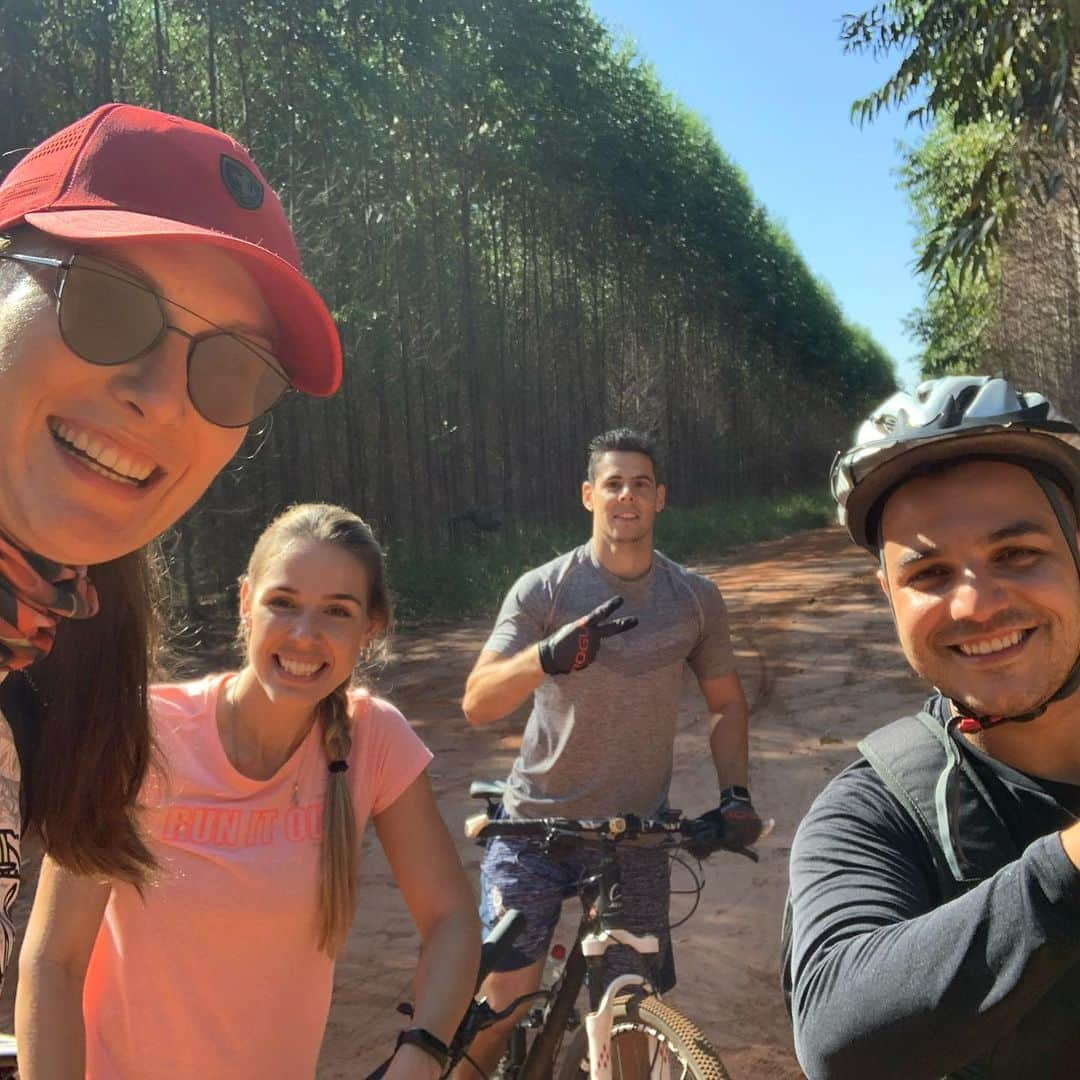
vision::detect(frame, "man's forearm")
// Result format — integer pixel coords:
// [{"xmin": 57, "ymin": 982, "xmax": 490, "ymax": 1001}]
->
[
  {"xmin": 462, "ymin": 646, "xmax": 545, "ymax": 726},
  {"xmin": 708, "ymin": 697, "xmax": 749, "ymax": 789}
]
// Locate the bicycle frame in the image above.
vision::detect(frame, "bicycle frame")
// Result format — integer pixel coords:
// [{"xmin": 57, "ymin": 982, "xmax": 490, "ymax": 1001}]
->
[{"xmin": 516, "ymin": 836, "xmax": 666, "ymax": 1080}]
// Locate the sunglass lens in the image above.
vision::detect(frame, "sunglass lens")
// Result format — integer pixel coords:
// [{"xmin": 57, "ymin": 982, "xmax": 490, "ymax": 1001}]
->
[
  {"xmin": 188, "ymin": 335, "xmax": 289, "ymax": 427},
  {"xmin": 59, "ymin": 261, "xmax": 164, "ymax": 365}
]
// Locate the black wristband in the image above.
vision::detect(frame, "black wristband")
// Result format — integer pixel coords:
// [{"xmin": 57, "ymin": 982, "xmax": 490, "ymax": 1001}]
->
[
  {"xmin": 395, "ymin": 1027, "xmax": 450, "ymax": 1070},
  {"xmin": 720, "ymin": 785, "xmax": 751, "ymax": 803}
]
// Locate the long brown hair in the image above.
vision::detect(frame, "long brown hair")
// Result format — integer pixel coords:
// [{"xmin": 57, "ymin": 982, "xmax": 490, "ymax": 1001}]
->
[
  {"xmin": 244, "ymin": 503, "xmax": 392, "ymax": 955},
  {"xmin": 21, "ymin": 546, "xmax": 162, "ymax": 882}
]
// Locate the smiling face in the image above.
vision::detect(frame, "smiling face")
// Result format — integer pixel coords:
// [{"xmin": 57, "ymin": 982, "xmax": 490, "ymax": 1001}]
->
[
  {"xmin": 879, "ymin": 459, "xmax": 1080, "ymax": 719},
  {"xmin": 240, "ymin": 538, "xmax": 380, "ymax": 708},
  {"xmin": 0, "ymin": 231, "xmax": 274, "ymax": 564},
  {"xmin": 583, "ymin": 450, "xmax": 666, "ymax": 548}
]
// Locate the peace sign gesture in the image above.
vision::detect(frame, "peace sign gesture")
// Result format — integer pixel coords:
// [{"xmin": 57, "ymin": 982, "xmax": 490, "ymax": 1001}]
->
[{"xmin": 538, "ymin": 596, "xmax": 639, "ymax": 675}]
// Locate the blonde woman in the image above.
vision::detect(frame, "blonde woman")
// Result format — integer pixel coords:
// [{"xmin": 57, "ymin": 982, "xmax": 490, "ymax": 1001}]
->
[{"xmin": 17, "ymin": 504, "xmax": 480, "ymax": 1079}]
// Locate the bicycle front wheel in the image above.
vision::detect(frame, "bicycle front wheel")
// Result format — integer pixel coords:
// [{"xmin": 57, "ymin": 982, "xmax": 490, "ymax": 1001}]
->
[{"xmin": 557, "ymin": 993, "xmax": 731, "ymax": 1080}]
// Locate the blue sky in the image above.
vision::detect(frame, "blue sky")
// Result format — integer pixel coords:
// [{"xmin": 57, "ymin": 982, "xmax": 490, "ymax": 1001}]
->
[{"xmin": 587, "ymin": 0, "xmax": 926, "ymax": 390}]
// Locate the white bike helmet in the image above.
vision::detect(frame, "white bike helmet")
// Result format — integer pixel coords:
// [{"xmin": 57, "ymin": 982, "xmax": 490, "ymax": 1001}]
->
[{"xmin": 832, "ymin": 375, "xmax": 1080, "ymax": 552}]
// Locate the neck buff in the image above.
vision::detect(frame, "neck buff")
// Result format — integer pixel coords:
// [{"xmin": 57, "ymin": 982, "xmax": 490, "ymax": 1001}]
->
[{"xmin": 0, "ymin": 530, "xmax": 100, "ymax": 670}]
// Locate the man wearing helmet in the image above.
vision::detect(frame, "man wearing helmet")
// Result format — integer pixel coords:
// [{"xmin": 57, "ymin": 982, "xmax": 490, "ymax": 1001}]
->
[{"xmin": 788, "ymin": 376, "xmax": 1080, "ymax": 1079}]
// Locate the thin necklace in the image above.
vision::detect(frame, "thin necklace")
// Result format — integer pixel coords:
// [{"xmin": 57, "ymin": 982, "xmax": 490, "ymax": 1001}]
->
[{"xmin": 226, "ymin": 679, "xmax": 300, "ymax": 806}]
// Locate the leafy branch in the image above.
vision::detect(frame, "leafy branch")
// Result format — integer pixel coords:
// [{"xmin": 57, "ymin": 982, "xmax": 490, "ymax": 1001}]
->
[{"xmin": 843, "ymin": 0, "xmax": 1080, "ymax": 280}]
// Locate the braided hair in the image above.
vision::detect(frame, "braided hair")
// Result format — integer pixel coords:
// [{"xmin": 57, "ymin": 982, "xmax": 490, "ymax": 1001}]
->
[{"xmin": 243, "ymin": 503, "xmax": 391, "ymax": 955}]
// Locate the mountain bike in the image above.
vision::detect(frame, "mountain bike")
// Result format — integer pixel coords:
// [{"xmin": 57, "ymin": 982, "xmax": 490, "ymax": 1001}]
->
[{"xmin": 366, "ymin": 781, "xmax": 766, "ymax": 1080}]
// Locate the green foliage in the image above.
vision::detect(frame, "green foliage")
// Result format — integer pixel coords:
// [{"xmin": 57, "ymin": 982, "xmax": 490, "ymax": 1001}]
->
[
  {"xmin": 844, "ymin": 0, "xmax": 1080, "ymax": 281},
  {"xmin": 900, "ymin": 116, "xmax": 1008, "ymax": 373},
  {"xmin": 390, "ymin": 490, "xmax": 833, "ymax": 622}
]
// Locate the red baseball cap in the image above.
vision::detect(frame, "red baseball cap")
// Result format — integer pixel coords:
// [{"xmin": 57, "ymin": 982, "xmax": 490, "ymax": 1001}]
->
[{"xmin": 0, "ymin": 103, "xmax": 341, "ymax": 396}]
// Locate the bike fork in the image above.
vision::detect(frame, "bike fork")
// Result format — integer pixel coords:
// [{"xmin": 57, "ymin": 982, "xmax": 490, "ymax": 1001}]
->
[
  {"xmin": 580, "ymin": 931, "xmax": 667, "ymax": 1080},
  {"xmin": 585, "ymin": 974, "xmax": 647, "ymax": 1080}
]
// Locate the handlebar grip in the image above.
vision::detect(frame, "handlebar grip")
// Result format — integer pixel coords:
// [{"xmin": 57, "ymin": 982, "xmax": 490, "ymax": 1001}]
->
[
  {"xmin": 464, "ymin": 812, "xmax": 490, "ymax": 840},
  {"xmin": 478, "ymin": 908, "xmax": 526, "ymax": 984}
]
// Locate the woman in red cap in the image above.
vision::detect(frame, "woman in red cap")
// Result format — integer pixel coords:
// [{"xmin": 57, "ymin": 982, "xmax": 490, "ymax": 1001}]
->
[{"xmin": 0, "ymin": 103, "xmax": 342, "ymax": 989}]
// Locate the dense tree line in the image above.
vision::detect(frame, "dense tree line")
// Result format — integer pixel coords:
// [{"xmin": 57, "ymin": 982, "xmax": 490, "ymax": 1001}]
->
[{"xmin": 2, "ymin": 0, "xmax": 895, "ymax": 618}]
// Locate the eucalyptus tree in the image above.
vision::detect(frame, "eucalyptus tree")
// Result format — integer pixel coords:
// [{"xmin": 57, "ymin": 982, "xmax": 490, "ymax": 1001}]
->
[{"xmin": 844, "ymin": 0, "xmax": 1080, "ymax": 280}]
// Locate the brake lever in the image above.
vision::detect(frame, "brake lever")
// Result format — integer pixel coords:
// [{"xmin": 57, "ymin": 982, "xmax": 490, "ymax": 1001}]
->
[
  {"xmin": 728, "ymin": 844, "xmax": 760, "ymax": 863},
  {"xmin": 725, "ymin": 815, "xmax": 775, "ymax": 862}
]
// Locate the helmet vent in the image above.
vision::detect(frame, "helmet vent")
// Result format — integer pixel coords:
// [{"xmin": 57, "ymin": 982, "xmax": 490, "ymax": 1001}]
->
[
  {"xmin": 955, "ymin": 385, "xmax": 979, "ymax": 411},
  {"xmin": 940, "ymin": 395, "xmax": 962, "ymax": 428}
]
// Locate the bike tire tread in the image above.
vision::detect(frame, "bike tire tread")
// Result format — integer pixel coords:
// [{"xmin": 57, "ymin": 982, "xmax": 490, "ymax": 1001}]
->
[{"xmin": 557, "ymin": 993, "xmax": 732, "ymax": 1080}]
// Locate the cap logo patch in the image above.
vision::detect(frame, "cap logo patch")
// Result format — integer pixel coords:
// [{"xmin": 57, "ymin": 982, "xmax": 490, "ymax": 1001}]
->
[{"xmin": 219, "ymin": 154, "xmax": 264, "ymax": 210}]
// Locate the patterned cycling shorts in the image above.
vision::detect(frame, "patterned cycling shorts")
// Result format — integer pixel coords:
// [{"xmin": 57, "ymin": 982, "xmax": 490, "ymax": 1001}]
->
[{"xmin": 478, "ymin": 834, "xmax": 676, "ymax": 992}]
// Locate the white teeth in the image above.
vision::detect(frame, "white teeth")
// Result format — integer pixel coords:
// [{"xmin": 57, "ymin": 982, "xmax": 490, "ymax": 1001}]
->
[
  {"xmin": 51, "ymin": 421, "xmax": 156, "ymax": 483},
  {"xmin": 958, "ymin": 630, "xmax": 1025, "ymax": 656},
  {"xmin": 278, "ymin": 656, "xmax": 322, "ymax": 677}
]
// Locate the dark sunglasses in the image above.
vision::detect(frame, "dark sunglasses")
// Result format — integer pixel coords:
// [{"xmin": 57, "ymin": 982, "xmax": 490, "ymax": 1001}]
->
[{"xmin": 0, "ymin": 250, "xmax": 290, "ymax": 428}]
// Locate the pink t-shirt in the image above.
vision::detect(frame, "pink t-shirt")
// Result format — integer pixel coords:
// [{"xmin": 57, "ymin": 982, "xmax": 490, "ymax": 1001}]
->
[{"xmin": 82, "ymin": 673, "xmax": 433, "ymax": 1079}]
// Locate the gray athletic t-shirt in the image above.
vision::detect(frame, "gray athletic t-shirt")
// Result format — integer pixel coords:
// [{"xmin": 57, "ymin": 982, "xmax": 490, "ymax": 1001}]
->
[{"xmin": 486, "ymin": 543, "xmax": 735, "ymax": 820}]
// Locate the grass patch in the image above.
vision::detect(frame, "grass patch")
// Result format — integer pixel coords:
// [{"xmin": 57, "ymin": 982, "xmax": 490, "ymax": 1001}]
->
[{"xmin": 389, "ymin": 489, "xmax": 832, "ymax": 623}]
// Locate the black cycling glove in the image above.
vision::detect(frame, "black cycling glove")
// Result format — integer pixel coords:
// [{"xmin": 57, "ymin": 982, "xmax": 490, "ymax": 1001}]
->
[
  {"xmin": 685, "ymin": 787, "xmax": 763, "ymax": 859},
  {"xmin": 717, "ymin": 785, "xmax": 764, "ymax": 849},
  {"xmin": 537, "ymin": 596, "xmax": 638, "ymax": 676}
]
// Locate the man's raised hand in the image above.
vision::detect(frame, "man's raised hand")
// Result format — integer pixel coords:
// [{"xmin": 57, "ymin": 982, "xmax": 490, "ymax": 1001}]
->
[{"xmin": 537, "ymin": 595, "xmax": 638, "ymax": 675}]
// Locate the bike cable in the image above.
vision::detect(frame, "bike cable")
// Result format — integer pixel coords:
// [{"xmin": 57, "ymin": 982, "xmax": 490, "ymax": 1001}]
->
[{"xmin": 666, "ymin": 851, "xmax": 705, "ymax": 931}]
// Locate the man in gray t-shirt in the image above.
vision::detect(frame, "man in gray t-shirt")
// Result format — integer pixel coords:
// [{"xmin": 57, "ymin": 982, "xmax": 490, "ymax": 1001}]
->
[{"xmin": 456, "ymin": 428, "xmax": 761, "ymax": 1079}]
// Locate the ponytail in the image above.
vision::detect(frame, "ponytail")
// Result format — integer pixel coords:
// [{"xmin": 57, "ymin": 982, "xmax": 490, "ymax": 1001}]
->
[{"xmin": 316, "ymin": 681, "xmax": 358, "ymax": 955}]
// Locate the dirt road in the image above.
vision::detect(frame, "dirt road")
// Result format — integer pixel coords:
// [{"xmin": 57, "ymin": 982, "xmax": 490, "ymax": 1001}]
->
[{"xmin": 319, "ymin": 527, "xmax": 927, "ymax": 1079}]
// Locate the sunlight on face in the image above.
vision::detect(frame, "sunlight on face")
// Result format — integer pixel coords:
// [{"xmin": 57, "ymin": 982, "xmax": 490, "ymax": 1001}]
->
[
  {"xmin": 0, "ymin": 233, "xmax": 273, "ymax": 563},
  {"xmin": 879, "ymin": 460, "xmax": 1080, "ymax": 719},
  {"xmin": 240, "ymin": 539, "xmax": 378, "ymax": 706},
  {"xmin": 583, "ymin": 450, "xmax": 666, "ymax": 547}
]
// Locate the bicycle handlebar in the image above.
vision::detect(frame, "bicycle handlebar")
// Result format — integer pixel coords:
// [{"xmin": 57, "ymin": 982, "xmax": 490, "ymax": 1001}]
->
[
  {"xmin": 465, "ymin": 809, "xmax": 774, "ymax": 860},
  {"xmin": 468, "ymin": 811, "xmax": 684, "ymax": 842}
]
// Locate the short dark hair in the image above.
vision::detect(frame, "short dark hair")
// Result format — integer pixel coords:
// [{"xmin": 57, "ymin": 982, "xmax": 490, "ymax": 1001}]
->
[{"xmin": 586, "ymin": 428, "xmax": 659, "ymax": 482}]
